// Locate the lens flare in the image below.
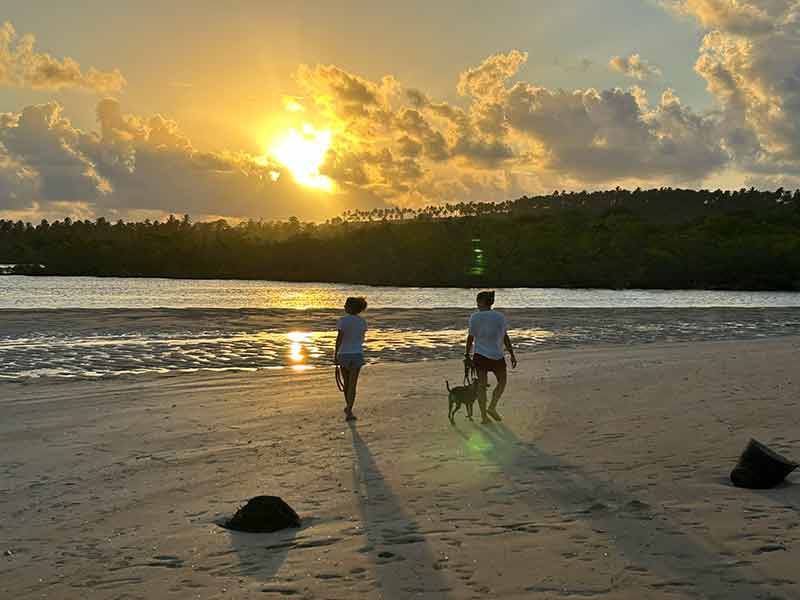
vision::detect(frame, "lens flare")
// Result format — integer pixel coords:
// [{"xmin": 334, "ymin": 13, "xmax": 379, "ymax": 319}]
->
[{"xmin": 465, "ymin": 430, "xmax": 494, "ymax": 455}]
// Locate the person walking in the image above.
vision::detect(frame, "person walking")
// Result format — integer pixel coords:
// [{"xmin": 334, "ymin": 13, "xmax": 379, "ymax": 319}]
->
[
  {"xmin": 334, "ymin": 296, "xmax": 368, "ymax": 421},
  {"xmin": 464, "ymin": 290, "xmax": 517, "ymax": 424}
]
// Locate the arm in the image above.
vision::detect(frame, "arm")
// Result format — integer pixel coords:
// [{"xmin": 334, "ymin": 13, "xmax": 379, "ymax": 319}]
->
[
  {"xmin": 465, "ymin": 313, "xmax": 475, "ymax": 359},
  {"xmin": 504, "ymin": 333, "xmax": 517, "ymax": 368},
  {"xmin": 334, "ymin": 330, "xmax": 342, "ymax": 364}
]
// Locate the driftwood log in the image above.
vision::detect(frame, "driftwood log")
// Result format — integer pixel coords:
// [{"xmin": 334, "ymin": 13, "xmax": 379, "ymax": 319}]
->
[
  {"xmin": 223, "ymin": 496, "xmax": 301, "ymax": 533},
  {"xmin": 730, "ymin": 439, "xmax": 798, "ymax": 489}
]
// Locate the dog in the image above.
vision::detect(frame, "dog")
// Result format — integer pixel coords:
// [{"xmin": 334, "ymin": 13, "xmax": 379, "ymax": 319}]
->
[{"xmin": 447, "ymin": 379, "xmax": 479, "ymax": 423}]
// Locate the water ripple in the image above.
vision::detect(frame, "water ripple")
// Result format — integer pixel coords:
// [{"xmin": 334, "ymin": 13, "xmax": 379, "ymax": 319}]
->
[{"xmin": 1, "ymin": 308, "xmax": 799, "ymax": 380}]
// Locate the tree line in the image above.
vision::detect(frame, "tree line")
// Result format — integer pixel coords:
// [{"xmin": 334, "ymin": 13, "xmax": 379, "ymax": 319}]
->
[{"xmin": 1, "ymin": 187, "xmax": 800, "ymax": 290}]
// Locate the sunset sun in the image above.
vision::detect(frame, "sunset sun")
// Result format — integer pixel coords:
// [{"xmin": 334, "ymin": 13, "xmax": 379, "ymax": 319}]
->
[{"xmin": 269, "ymin": 124, "xmax": 334, "ymax": 192}]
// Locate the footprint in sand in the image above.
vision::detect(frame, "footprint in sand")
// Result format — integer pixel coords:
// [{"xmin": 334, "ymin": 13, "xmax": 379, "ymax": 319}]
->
[
  {"xmin": 754, "ymin": 544, "xmax": 786, "ymax": 554},
  {"xmin": 261, "ymin": 586, "xmax": 300, "ymax": 596},
  {"xmin": 376, "ymin": 550, "xmax": 405, "ymax": 563}
]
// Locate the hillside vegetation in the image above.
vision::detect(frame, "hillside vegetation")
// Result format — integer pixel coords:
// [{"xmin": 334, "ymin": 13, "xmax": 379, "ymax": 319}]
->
[{"xmin": 2, "ymin": 187, "xmax": 800, "ymax": 290}]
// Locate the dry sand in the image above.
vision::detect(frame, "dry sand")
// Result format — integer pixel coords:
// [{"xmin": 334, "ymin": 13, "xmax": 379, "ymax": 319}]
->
[{"xmin": 2, "ymin": 337, "xmax": 800, "ymax": 599}]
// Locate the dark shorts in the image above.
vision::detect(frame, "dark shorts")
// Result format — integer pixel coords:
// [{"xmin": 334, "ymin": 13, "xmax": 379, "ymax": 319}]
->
[
  {"xmin": 338, "ymin": 353, "xmax": 365, "ymax": 370},
  {"xmin": 473, "ymin": 353, "xmax": 506, "ymax": 375}
]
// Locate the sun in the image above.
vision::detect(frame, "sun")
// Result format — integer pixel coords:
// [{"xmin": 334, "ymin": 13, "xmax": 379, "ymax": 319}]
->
[{"xmin": 269, "ymin": 123, "xmax": 334, "ymax": 192}]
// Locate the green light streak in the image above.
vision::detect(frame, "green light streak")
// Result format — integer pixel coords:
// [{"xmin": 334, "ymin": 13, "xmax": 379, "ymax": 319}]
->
[
  {"xmin": 469, "ymin": 236, "xmax": 485, "ymax": 276},
  {"xmin": 464, "ymin": 429, "xmax": 494, "ymax": 456}
]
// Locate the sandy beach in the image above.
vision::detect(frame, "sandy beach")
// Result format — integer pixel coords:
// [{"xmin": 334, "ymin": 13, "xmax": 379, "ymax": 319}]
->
[{"xmin": 2, "ymin": 336, "xmax": 800, "ymax": 599}]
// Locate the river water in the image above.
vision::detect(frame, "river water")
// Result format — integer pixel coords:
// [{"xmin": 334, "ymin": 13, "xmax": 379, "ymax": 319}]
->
[
  {"xmin": 2, "ymin": 276, "xmax": 800, "ymax": 309},
  {"xmin": 1, "ymin": 277, "xmax": 800, "ymax": 380}
]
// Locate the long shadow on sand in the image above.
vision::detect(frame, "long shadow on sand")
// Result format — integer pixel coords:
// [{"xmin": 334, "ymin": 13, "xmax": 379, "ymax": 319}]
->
[
  {"xmin": 221, "ymin": 521, "xmax": 302, "ymax": 590},
  {"xmin": 349, "ymin": 422, "xmax": 451, "ymax": 599},
  {"xmin": 452, "ymin": 422, "xmax": 790, "ymax": 600}
]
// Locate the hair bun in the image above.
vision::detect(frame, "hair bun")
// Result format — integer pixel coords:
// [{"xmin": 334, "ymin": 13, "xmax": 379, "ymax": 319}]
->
[{"xmin": 345, "ymin": 296, "xmax": 368, "ymax": 313}]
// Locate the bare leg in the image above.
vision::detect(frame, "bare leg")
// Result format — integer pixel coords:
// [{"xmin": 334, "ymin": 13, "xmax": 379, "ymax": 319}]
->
[
  {"xmin": 476, "ymin": 369, "xmax": 490, "ymax": 424},
  {"xmin": 488, "ymin": 369, "xmax": 507, "ymax": 421},
  {"xmin": 346, "ymin": 367, "xmax": 361, "ymax": 413},
  {"xmin": 490, "ymin": 369, "xmax": 507, "ymax": 408},
  {"xmin": 340, "ymin": 366, "xmax": 351, "ymax": 408}
]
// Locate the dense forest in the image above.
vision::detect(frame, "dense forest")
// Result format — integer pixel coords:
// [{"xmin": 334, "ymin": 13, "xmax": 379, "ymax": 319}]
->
[{"xmin": 2, "ymin": 187, "xmax": 800, "ymax": 290}]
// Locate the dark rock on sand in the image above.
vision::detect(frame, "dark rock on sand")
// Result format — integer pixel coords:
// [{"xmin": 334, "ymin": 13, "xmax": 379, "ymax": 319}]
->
[
  {"xmin": 223, "ymin": 496, "xmax": 301, "ymax": 533},
  {"xmin": 731, "ymin": 439, "xmax": 798, "ymax": 489}
]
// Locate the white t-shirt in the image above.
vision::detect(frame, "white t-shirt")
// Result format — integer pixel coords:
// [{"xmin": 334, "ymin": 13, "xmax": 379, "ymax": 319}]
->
[
  {"xmin": 468, "ymin": 310, "xmax": 507, "ymax": 360},
  {"xmin": 337, "ymin": 314, "xmax": 367, "ymax": 354}
]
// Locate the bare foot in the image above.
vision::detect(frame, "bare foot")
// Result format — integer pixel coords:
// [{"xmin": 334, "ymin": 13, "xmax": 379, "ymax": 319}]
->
[{"xmin": 487, "ymin": 407, "xmax": 502, "ymax": 422}]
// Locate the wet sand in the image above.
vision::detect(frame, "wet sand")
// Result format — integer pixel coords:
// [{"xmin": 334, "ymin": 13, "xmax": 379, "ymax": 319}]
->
[
  {"xmin": 2, "ymin": 337, "xmax": 800, "ymax": 599},
  {"xmin": 2, "ymin": 307, "xmax": 800, "ymax": 379}
]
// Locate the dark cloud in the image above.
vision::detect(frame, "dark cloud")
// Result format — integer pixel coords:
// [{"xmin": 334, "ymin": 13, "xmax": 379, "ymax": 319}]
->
[{"xmin": 505, "ymin": 84, "xmax": 727, "ymax": 181}]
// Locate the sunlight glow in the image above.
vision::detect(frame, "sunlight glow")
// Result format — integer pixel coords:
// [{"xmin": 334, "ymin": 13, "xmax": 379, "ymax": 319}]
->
[
  {"xmin": 269, "ymin": 124, "xmax": 334, "ymax": 192},
  {"xmin": 287, "ymin": 331, "xmax": 310, "ymax": 343},
  {"xmin": 288, "ymin": 331, "xmax": 311, "ymax": 367}
]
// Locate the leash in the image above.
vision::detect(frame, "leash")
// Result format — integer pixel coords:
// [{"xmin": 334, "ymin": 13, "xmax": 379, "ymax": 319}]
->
[
  {"xmin": 335, "ymin": 365, "xmax": 346, "ymax": 392},
  {"xmin": 463, "ymin": 356, "xmax": 477, "ymax": 386}
]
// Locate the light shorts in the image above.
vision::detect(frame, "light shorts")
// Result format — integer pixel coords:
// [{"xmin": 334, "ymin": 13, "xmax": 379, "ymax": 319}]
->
[{"xmin": 338, "ymin": 352, "xmax": 365, "ymax": 370}]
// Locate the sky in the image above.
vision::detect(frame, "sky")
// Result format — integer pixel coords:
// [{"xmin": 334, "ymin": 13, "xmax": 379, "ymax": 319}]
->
[{"xmin": 1, "ymin": 0, "xmax": 799, "ymax": 222}]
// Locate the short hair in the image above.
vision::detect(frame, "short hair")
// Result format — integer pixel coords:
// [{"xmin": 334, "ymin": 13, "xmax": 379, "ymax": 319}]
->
[
  {"xmin": 345, "ymin": 296, "xmax": 367, "ymax": 314},
  {"xmin": 476, "ymin": 290, "xmax": 495, "ymax": 306}
]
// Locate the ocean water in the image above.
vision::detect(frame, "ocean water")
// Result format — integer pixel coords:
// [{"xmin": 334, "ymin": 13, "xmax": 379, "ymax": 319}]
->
[
  {"xmin": 1, "ymin": 305, "xmax": 800, "ymax": 380},
  {"xmin": 2, "ymin": 276, "xmax": 800, "ymax": 380},
  {"xmin": 3, "ymin": 275, "xmax": 800, "ymax": 309}
]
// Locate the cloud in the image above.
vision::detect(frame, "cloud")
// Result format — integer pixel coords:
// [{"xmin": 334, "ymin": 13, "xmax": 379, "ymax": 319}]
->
[
  {"xmin": 505, "ymin": 84, "xmax": 727, "ymax": 182},
  {"xmin": 609, "ymin": 54, "xmax": 663, "ymax": 80},
  {"xmin": 15, "ymin": 6, "xmax": 800, "ymax": 223},
  {"xmin": 663, "ymin": 0, "xmax": 778, "ymax": 35},
  {"xmin": 0, "ymin": 22, "xmax": 125, "ymax": 93},
  {"xmin": 668, "ymin": 1, "xmax": 800, "ymax": 175},
  {"xmin": 1, "ymin": 47, "xmax": 736, "ymax": 221},
  {"xmin": 0, "ymin": 34, "xmax": 705, "ymax": 220},
  {"xmin": 457, "ymin": 50, "xmax": 528, "ymax": 99},
  {"xmin": 0, "ymin": 98, "xmax": 390, "ymax": 222},
  {"xmin": 0, "ymin": 141, "xmax": 39, "ymax": 209},
  {"xmin": 0, "ymin": 103, "xmax": 109, "ymax": 203}
]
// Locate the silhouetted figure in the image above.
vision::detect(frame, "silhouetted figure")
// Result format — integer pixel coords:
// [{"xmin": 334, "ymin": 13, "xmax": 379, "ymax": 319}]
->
[
  {"xmin": 335, "ymin": 296, "xmax": 368, "ymax": 421},
  {"xmin": 464, "ymin": 290, "xmax": 517, "ymax": 424}
]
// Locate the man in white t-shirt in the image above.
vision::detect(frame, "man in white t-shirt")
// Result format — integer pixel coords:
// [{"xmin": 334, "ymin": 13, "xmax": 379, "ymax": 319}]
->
[{"xmin": 465, "ymin": 290, "xmax": 517, "ymax": 424}]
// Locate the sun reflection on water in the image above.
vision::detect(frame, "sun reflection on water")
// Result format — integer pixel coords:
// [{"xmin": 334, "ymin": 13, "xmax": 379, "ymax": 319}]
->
[{"xmin": 287, "ymin": 331, "xmax": 314, "ymax": 371}]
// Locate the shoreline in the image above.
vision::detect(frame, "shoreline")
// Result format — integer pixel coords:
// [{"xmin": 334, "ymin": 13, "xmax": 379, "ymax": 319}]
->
[
  {"xmin": 3, "ymin": 271, "xmax": 800, "ymax": 292},
  {"xmin": 2, "ymin": 307, "xmax": 800, "ymax": 381}
]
